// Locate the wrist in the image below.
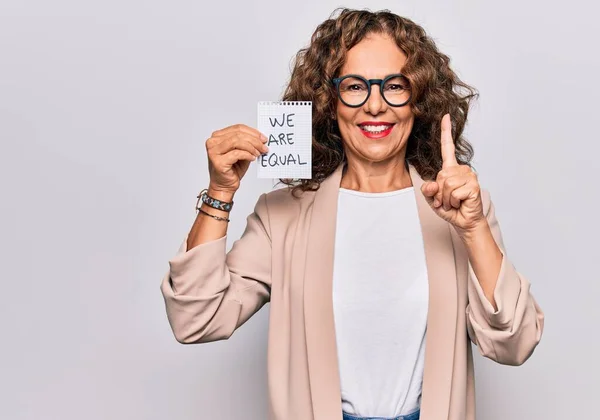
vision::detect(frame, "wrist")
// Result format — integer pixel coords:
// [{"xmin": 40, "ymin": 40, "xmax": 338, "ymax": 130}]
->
[
  {"xmin": 207, "ymin": 185, "xmax": 236, "ymax": 202},
  {"xmin": 460, "ymin": 219, "xmax": 491, "ymax": 245},
  {"xmin": 457, "ymin": 218, "xmax": 489, "ymax": 244}
]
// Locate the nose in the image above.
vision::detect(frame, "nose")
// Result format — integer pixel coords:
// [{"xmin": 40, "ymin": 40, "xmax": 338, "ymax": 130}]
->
[{"xmin": 363, "ymin": 83, "xmax": 387, "ymax": 115}]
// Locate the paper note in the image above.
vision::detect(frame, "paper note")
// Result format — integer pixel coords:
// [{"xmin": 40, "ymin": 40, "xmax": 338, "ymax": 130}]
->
[{"xmin": 257, "ymin": 101, "xmax": 312, "ymax": 179}]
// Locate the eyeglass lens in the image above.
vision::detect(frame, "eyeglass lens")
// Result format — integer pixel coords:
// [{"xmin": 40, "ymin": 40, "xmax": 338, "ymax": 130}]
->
[{"xmin": 338, "ymin": 75, "xmax": 410, "ymax": 106}]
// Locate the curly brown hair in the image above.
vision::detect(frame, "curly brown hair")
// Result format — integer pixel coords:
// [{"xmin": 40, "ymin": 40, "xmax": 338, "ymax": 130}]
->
[{"xmin": 278, "ymin": 7, "xmax": 478, "ymax": 195}]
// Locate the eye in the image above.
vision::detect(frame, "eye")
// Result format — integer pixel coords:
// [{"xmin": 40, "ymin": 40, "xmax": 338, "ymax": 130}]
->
[
  {"xmin": 384, "ymin": 84, "xmax": 406, "ymax": 91},
  {"xmin": 345, "ymin": 84, "xmax": 367, "ymax": 91}
]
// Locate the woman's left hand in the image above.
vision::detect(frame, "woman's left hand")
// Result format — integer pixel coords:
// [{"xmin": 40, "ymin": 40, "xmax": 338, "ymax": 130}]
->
[{"xmin": 420, "ymin": 114, "xmax": 486, "ymax": 236}]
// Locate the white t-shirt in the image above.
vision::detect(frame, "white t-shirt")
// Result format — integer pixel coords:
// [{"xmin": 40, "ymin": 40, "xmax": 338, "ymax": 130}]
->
[{"xmin": 332, "ymin": 186, "xmax": 429, "ymax": 417}]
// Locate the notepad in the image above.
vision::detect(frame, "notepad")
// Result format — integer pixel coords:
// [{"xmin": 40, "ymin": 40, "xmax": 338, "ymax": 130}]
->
[{"xmin": 257, "ymin": 101, "xmax": 312, "ymax": 179}]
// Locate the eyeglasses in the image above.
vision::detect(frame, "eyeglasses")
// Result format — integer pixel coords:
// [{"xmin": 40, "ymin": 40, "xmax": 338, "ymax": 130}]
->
[{"xmin": 331, "ymin": 73, "xmax": 412, "ymax": 108}]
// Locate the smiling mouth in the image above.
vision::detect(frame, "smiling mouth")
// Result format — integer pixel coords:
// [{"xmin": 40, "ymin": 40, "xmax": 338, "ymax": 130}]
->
[
  {"xmin": 357, "ymin": 122, "xmax": 396, "ymax": 137},
  {"xmin": 358, "ymin": 124, "xmax": 394, "ymax": 133}
]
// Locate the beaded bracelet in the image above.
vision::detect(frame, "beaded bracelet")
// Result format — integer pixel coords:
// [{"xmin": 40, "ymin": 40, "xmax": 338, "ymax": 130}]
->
[
  {"xmin": 197, "ymin": 207, "xmax": 230, "ymax": 222},
  {"xmin": 196, "ymin": 189, "xmax": 234, "ymax": 212}
]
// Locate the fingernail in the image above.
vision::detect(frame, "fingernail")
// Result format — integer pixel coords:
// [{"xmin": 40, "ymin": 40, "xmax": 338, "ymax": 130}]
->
[
  {"xmin": 260, "ymin": 134, "xmax": 267, "ymax": 141},
  {"xmin": 433, "ymin": 199, "xmax": 440, "ymax": 207}
]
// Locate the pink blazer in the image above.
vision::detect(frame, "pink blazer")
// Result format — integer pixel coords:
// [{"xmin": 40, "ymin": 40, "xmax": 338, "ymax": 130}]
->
[{"xmin": 160, "ymin": 162, "xmax": 545, "ymax": 420}]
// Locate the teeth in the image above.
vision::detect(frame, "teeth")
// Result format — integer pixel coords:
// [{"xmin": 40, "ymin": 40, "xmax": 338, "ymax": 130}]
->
[{"xmin": 361, "ymin": 125, "xmax": 390, "ymax": 133}]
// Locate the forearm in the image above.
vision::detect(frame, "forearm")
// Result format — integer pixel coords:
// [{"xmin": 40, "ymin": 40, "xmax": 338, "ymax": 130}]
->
[
  {"xmin": 164, "ymin": 192, "xmax": 272, "ymax": 343},
  {"xmin": 186, "ymin": 187, "xmax": 235, "ymax": 251},
  {"xmin": 460, "ymin": 220, "xmax": 503, "ymax": 312}
]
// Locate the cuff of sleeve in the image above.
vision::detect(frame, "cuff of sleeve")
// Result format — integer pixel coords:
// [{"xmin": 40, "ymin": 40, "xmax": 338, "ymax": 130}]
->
[
  {"xmin": 468, "ymin": 246, "xmax": 521, "ymax": 329},
  {"xmin": 167, "ymin": 235, "xmax": 229, "ymax": 296}
]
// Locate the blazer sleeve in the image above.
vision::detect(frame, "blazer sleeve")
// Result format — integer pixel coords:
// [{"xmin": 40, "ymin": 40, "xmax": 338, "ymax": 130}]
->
[
  {"xmin": 160, "ymin": 193, "xmax": 272, "ymax": 344},
  {"xmin": 465, "ymin": 189, "xmax": 545, "ymax": 366}
]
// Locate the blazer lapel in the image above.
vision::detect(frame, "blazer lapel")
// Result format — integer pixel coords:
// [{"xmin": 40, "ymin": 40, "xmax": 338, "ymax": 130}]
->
[
  {"xmin": 408, "ymin": 163, "xmax": 458, "ymax": 420},
  {"xmin": 303, "ymin": 162, "xmax": 458, "ymax": 420}
]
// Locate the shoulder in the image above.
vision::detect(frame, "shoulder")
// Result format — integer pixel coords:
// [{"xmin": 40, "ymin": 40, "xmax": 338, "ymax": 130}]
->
[
  {"xmin": 249, "ymin": 184, "xmax": 317, "ymax": 231},
  {"xmin": 243, "ymin": 186, "xmax": 313, "ymax": 242},
  {"xmin": 261, "ymin": 185, "xmax": 316, "ymax": 214}
]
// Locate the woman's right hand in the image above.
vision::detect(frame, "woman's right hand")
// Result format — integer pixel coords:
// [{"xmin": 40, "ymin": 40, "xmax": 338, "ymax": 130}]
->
[{"xmin": 206, "ymin": 124, "xmax": 269, "ymax": 194}]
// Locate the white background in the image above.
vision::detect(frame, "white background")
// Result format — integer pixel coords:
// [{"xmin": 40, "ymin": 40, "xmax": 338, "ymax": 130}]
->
[{"xmin": 1, "ymin": 0, "xmax": 597, "ymax": 419}]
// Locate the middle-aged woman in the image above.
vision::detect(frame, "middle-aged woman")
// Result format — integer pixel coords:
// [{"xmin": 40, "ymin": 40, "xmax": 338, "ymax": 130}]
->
[{"xmin": 160, "ymin": 8, "xmax": 545, "ymax": 420}]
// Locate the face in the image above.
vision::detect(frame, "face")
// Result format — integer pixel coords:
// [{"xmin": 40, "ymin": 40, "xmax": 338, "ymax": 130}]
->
[{"xmin": 335, "ymin": 32, "xmax": 414, "ymax": 165}]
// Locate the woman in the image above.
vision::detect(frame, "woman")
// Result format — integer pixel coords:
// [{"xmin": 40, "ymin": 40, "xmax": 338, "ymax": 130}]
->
[{"xmin": 160, "ymin": 8, "xmax": 544, "ymax": 420}]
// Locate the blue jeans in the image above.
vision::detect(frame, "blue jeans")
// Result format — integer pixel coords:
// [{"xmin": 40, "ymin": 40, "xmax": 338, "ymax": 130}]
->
[{"xmin": 342, "ymin": 408, "xmax": 420, "ymax": 420}]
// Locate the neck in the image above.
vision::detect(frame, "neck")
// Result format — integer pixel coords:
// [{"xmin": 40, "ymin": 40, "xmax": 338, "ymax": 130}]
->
[{"xmin": 340, "ymin": 157, "xmax": 413, "ymax": 193}]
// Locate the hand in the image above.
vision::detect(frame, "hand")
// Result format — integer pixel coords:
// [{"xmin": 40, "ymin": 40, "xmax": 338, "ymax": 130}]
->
[
  {"xmin": 206, "ymin": 124, "xmax": 269, "ymax": 194},
  {"xmin": 420, "ymin": 114, "xmax": 485, "ymax": 235}
]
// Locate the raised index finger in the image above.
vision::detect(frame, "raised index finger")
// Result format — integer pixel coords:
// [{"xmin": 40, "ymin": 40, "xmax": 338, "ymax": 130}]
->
[{"xmin": 441, "ymin": 113, "xmax": 458, "ymax": 168}]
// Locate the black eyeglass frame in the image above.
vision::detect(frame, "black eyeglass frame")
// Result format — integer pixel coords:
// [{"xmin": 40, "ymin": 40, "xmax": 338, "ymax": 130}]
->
[{"xmin": 331, "ymin": 73, "xmax": 412, "ymax": 108}]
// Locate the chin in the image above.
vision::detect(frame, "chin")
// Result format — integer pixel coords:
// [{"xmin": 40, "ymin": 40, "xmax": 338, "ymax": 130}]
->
[{"xmin": 357, "ymin": 149, "xmax": 399, "ymax": 163}]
